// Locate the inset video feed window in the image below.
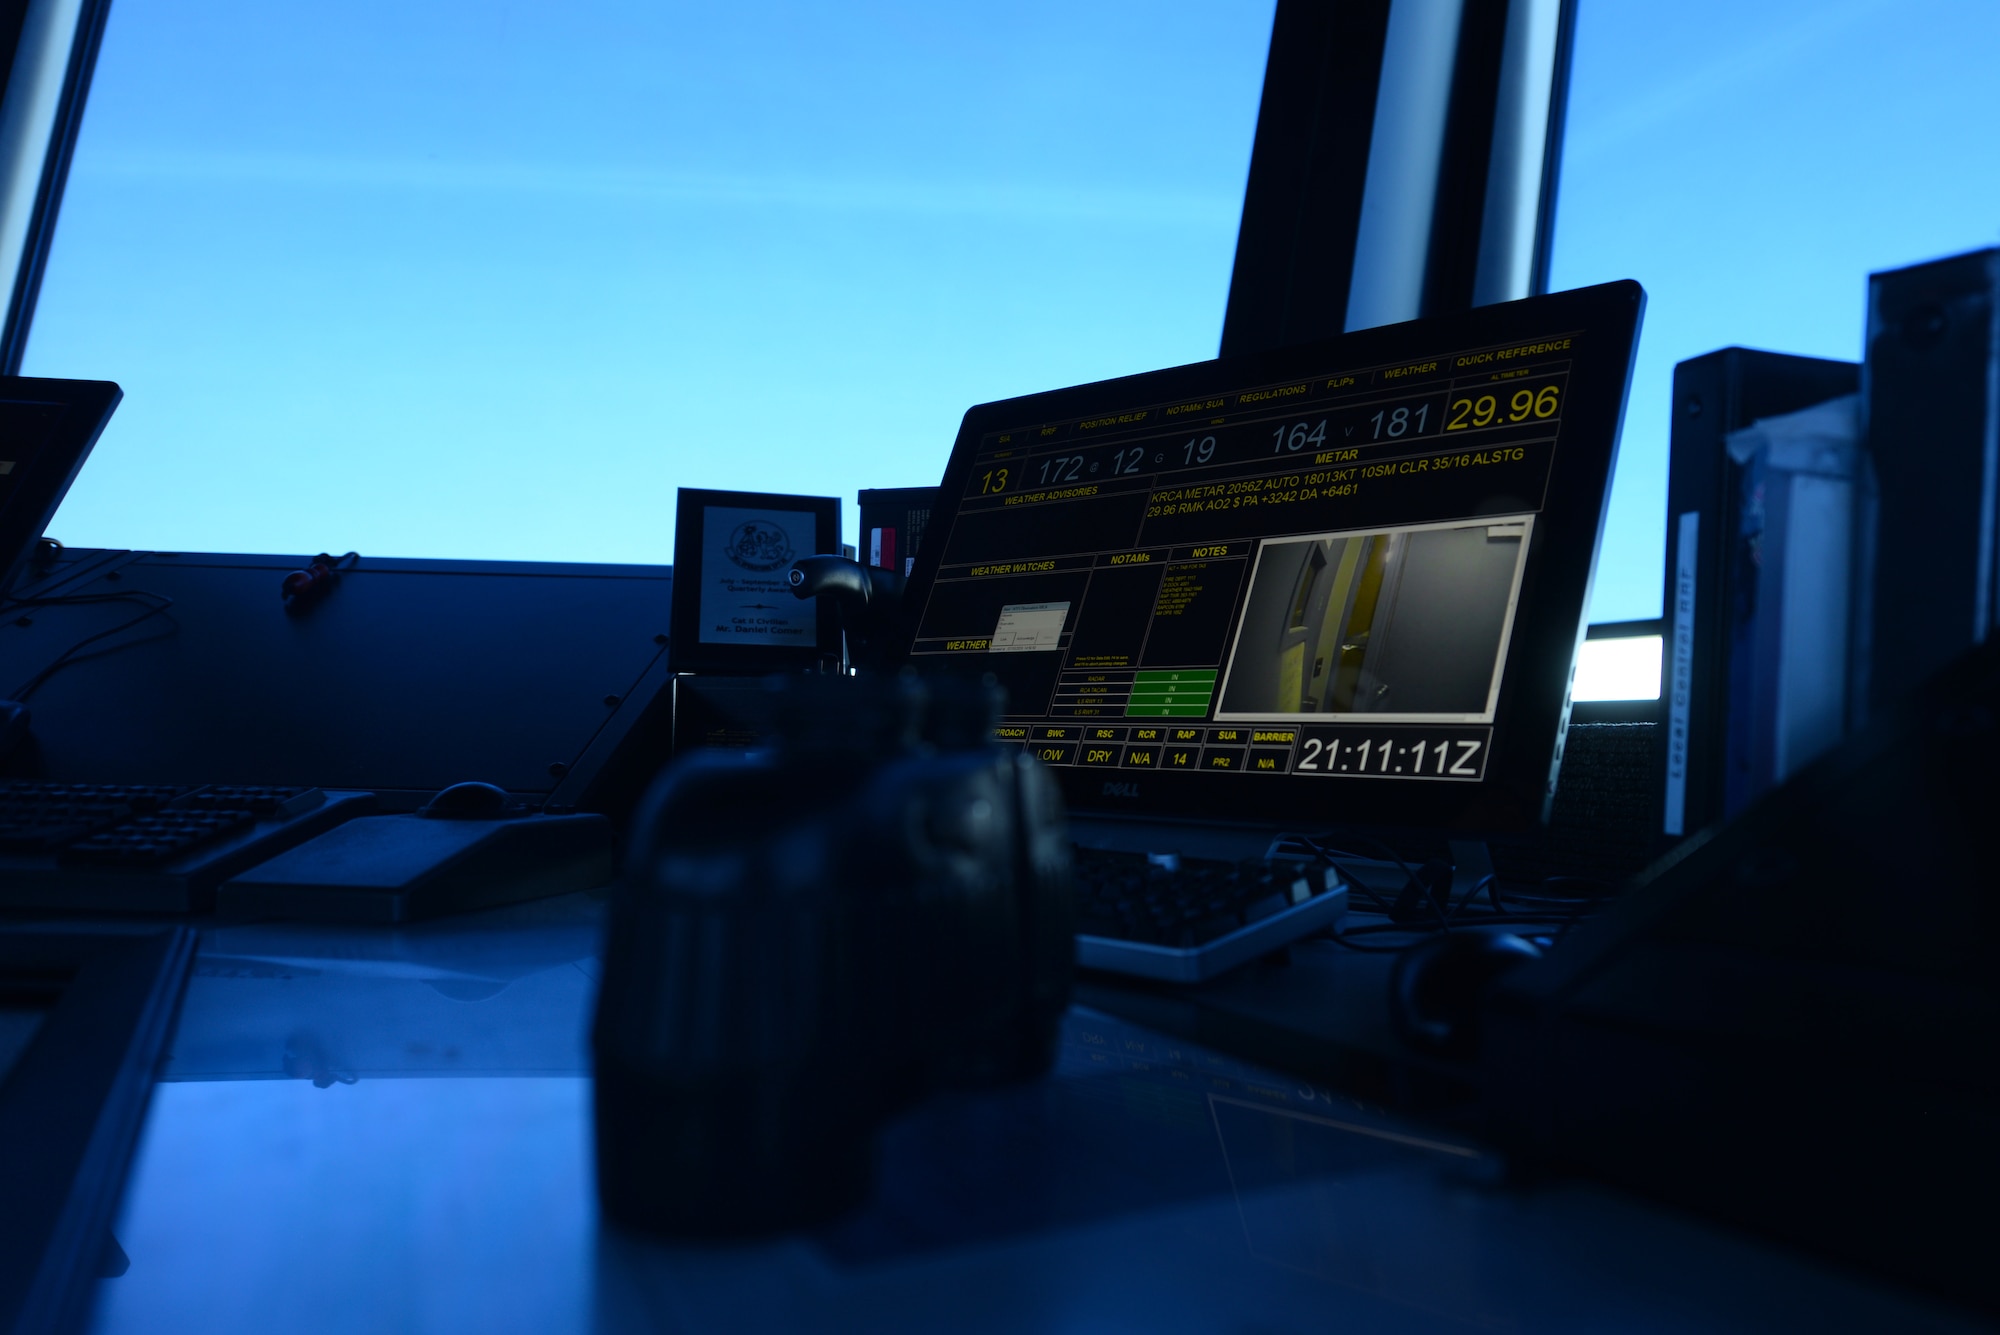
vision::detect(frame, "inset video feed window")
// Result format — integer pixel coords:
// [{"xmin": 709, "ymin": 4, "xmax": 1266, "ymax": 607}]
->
[{"xmin": 1214, "ymin": 517, "xmax": 1532, "ymax": 723}]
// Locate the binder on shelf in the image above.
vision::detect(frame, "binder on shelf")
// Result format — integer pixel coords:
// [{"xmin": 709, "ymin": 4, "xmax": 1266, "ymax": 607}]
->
[
  {"xmin": 1718, "ymin": 395, "xmax": 1862, "ymax": 814},
  {"xmin": 1662, "ymin": 348, "xmax": 1857, "ymax": 838},
  {"xmin": 1856, "ymin": 247, "xmax": 2000, "ymax": 726}
]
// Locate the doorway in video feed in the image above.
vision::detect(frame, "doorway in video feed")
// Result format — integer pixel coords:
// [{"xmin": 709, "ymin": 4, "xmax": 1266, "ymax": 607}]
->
[{"xmin": 1214, "ymin": 516, "xmax": 1531, "ymax": 722}]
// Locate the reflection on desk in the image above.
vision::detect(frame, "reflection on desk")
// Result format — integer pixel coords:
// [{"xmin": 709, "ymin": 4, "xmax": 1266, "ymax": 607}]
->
[
  {"xmin": 85, "ymin": 897, "xmax": 1983, "ymax": 1335},
  {"xmin": 166, "ymin": 894, "xmax": 602, "ymax": 1084}
]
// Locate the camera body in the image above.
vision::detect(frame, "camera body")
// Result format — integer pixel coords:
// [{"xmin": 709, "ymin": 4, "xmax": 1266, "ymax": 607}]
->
[{"xmin": 592, "ymin": 673, "xmax": 1072, "ymax": 1237}]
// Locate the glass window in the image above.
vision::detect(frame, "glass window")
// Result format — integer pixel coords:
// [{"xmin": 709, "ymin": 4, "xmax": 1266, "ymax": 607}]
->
[
  {"xmin": 25, "ymin": 2, "xmax": 1275, "ymax": 563},
  {"xmin": 1551, "ymin": 0, "xmax": 2000, "ymax": 624}
]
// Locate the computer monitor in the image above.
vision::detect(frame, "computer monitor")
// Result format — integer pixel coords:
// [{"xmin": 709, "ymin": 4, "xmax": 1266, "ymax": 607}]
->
[
  {"xmin": 0, "ymin": 377, "xmax": 122, "ymax": 596},
  {"xmin": 892, "ymin": 282, "xmax": 1644, "ymax": 834}
]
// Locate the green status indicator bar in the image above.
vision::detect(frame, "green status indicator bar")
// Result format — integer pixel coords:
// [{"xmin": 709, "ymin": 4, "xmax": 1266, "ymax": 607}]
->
[{"xmin": 1125, "ymin": 668, "xmax": 1216, "ymax": 716}]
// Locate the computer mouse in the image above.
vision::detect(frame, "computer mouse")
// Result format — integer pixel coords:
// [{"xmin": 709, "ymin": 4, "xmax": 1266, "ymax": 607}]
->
[
  {"xmin": 419, "ymin": 780, "xmax": 512, "ymax": 820},
  {"xmin": 1388, "ymin": 928, "xmax": 1543, "ymax": 1059}
]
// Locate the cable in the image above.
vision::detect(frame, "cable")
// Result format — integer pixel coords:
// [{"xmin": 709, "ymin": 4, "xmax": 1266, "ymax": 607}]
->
[
  {"xmin": 1296, "ymin": 834, "xmax": 1448, "ymax": 928},
  {"xmin": 1289, "ymin": 833, "xmax": 1612, "ymax": 953},
  {"xmin": 1324, "ymin": 913, "xmax": 1589, "ymax": 952},
  {"xmin": 1486, "ymin": 876, "xmax": 1602, "ymax": 919},
  {"xmin": 5, "ymin": 590, "xmax": 178, "ymax": 702},
  {"xmin": 1444, "ymin": 872, "xmax": 1496, "ymax": 925},
  {"xmin": 1324, "ymin": 934, "xmax": 1415, "ymax": 954},
  {"xmin": 9, "ymin": 593, "xmax": 177, "ymax": 700},
  {"xmin": 1315, "ymin": 852, "xmax": 1400, "ymax": 916},
  {"xmin": 1339, "ymin": 914, "xmax": 1589, "ymax": 934}
]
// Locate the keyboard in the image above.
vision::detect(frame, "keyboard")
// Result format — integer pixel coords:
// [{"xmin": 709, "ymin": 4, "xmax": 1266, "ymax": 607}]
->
[
  {"xmin": 1070, "ymin": 846, "xmax": 1347, "ymax": 983},
  {"xmin": 0, "ymin": 783, "xmax": 374, "ymax": 914}
]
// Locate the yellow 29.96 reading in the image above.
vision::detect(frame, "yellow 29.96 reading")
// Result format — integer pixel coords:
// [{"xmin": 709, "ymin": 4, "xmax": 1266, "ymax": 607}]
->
[{"xmin": 1446, "ymin": 383, "xmax": 1559, "ymax": 430}]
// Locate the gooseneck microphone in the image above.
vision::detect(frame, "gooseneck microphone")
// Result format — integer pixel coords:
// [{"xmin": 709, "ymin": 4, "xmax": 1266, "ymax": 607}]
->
[{"xmin": 787, "ymin": 555, "xmax": 906, "ymax": 672}]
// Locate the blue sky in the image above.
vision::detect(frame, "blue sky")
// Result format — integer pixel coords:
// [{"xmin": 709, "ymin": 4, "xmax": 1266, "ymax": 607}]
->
[
  {"xmin": 26, "ymin": 1, "xmax": 1275, "ymax": 569},
  {"xmin": 24, "ymin": 0, "xmax": 2000, "ymax": 623},
  {"xmin": 1552, "ymin": 0, "xmax": 2000, "ymax": 619}
]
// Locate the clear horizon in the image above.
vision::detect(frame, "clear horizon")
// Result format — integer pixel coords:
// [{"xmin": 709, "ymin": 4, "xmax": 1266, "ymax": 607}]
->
[{"xmin": 22, "ymin": 0, "xmax": 2000, "ymax": 629}]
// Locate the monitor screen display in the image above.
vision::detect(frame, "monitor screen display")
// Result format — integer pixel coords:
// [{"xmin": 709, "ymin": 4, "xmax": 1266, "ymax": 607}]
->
[
  {"xmin": 0, "ymin": 379, "xmax": 122, "ymax": 598},
  {"xmin": 896, "ymin": 283, "xmax": 1644, "ymax": 832}
]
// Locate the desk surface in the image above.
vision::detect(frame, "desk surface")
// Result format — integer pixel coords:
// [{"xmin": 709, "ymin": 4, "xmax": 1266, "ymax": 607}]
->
[{"xmin": 82, "ymin": 895, "xmax": 1980, "ymax": 1335}]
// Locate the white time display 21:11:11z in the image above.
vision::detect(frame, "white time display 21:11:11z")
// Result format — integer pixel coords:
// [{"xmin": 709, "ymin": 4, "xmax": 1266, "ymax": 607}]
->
[{"xmin": 1291, "ymin": 728, "xmax": 1490, "ymax": 782}]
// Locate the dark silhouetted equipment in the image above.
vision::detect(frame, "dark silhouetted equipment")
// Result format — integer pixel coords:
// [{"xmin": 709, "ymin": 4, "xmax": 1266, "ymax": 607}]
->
[
  {"xmin": 0, "ymin": 549, "xmax": 681, "ymax": 912},
  {"xmin": 0, "ymin": 377, "xmax": 123, "ymax": 774},
  {"xmin": 0, "ymin": 783, "xmax": 374, "ymax": 913},
  {"xmin": 1855, "ymin": 247, "xmax": 2000, "ymax": 727},
  {"xmin": 277, "ymin": 550, "xmax": 357, "ymax": 615},
  {"xmin": 1483, "ymin": 635, "xmax": 2000, "ymax": 1318},
  {"xmin": 1487, "ymin": 623, "xmax": 1671, "ymax": 888},
  {"xmin": 766, "ymin": 284, "xmax": 1647, "ymax": 980},
  {"xmin": 654, "ymin": 281, "xmax": 1652, "ymax": 991},
  {"xmin": 0, "ymin": 698, "xmax": 27, "ymax": 760},
  {"xmin": 894, "ymin": 283, "xmax": 1643, "ymax": 873},
  {"xmin": 0, "ymin": 925, "xmax": 193, "ymax": 1335},
  {"xmin": 419, "ymin": 779, "xmax": 513, "ymax": 819},
  {"xmin": 1661, "ymin": 347, "xmax": 1858, "ymax": 838},
  {"xmin": 857, "ymin": 485, "xmax": 937, "ymax": 579},
  {"xmin": 1220, "ymin": 0, "xmax": 1574, "ymax": 356},
  {"xmin": 665, "ymin": 673, "xmax": 773, "ymax": 756},
  {"xmin": 1220, "ymin": 0, "xmax": 1393, "ymax": 356},
  {"xmin": 0, "ymin": 550, "xmax": 676, "ymax": 813},
  {"xmin": 592, "ymin": 673, "xmax": 1073, "ymax": 1237},
  {"xmin": 1068, "ymin": 846, "xmax": 1344, "ymax": 983},
  {"xmin": 0, "ymin": 376, "xmax": 119, "ymax": 597},
  {"xmin": 786, "ymin": 552, "xmax": 906, "ymax": 673},
  {"xmin": 217, "ymin": 790, "xmax": 614, "ymax": 924},
  {"xmin": 667, "ymin": 487, "xmax": 841, "ymax": 676},
  {"xmin": 1388, "ymin": 926, "xmax": 1540, "ymax": 1058}
]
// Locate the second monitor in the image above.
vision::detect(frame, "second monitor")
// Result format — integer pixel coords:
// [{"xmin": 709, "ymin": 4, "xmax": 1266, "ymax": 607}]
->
[{"xmin": 892, "ymin": 281, "xmax": 1645, "ymax": 836}]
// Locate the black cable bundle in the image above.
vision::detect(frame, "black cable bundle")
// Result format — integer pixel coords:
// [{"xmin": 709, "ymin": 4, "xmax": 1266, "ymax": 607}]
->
[
  {"xmin": 1297, "ymin": 835, "xmax": 1607, "ymax": 954},
  {"xmin": 3, "ymin": 588, "xmax": 178, "ymax": 703}
]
